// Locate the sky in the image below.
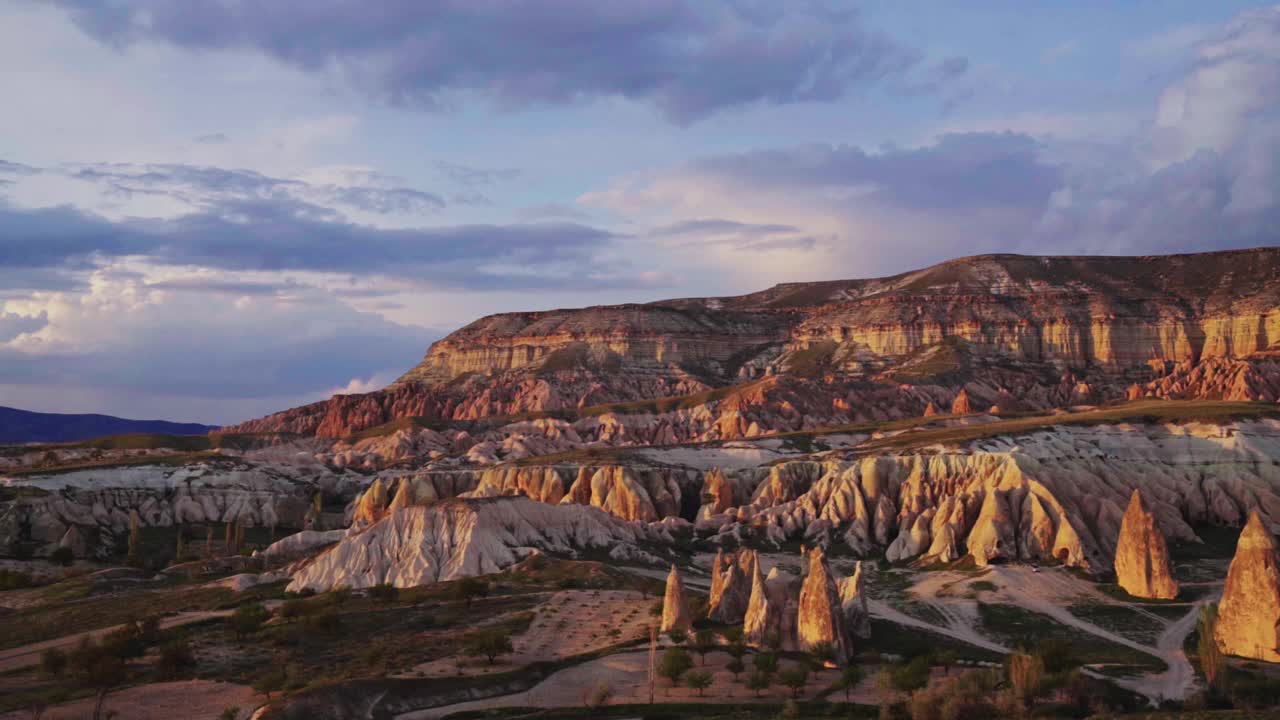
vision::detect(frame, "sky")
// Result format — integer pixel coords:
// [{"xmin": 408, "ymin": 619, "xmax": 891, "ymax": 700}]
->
[{"xmin": 1, "ymin": 1, "xmax": 1278, "ymax": 424}]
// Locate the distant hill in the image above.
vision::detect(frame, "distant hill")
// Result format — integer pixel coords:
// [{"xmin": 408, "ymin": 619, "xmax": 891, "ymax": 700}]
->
[{"xmin": 0, "ymin": 406, "xmax": 217, "ymax": 444}]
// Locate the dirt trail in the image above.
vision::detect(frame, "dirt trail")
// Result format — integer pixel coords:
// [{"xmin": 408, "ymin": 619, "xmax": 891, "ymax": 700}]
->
[
  {"xmin": 867, "ymin": 598, "xmax": 1009, "ymax": 655},
  {"xmin": 985, "ymin": 566, "xmax": 1207, "ymax": 704},
  {"xmin": 0, "ymin": 610, "xmax": 232, "ymax": 673}
]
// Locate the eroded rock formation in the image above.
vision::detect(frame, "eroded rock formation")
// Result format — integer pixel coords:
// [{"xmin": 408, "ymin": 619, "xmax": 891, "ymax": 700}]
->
[
  {"xmin": 661, "ymin": 564, "xmax": 693, "ymax": 634},
  {"xmin": 708, "ymin": 548, "xmax": 755, "ymax": 623},
  {"xmin": 1114, "ymin": 489, "xmax": 1179, "ymax": 599},
  {"xmin": 798, "ymin": 547, "xmax": 851, "ymax": 663},
  {"xmin": 288, "ymin": 497, "xmax": 661, "ymax": 592},
  {"xmin": 839, "ymin": 561, "xmax": 872, "ymax": 639},
  {"xmin": 1215, "ymin": 512, "xmax": 1280, "ymax": 662},
  {"xmin": 229, "ymin": 249, "xmax": 1280, "ymax": 439}
]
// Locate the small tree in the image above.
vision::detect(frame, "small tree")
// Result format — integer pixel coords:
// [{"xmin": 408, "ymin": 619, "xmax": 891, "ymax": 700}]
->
[
  {"xmin": 779, "ymin": 665, "xmax": 809, "ymax": 699},
  {"xmin": 368, "ymin": 583, "xmax": 399, "ymax": 603},
  {"xmin": 452, "ymin": 577, "xmax": 488, "ymax": 608},
  {"xmin": 218, "ymin": 708, "xmax": 240, "ymax": 720},
  {"xmin": 227, "ymin": 602, "xmax": 270, "ymax": 640},
  {"xmin": 40, "ymin": 647, "xmax": 67, "ymax": 678},
  {"xmin": 726, "ymin": 657, "xmax": 745, "ymax": 679},
  {"xmin": 49, "ymin": 546, "xmax": 74, "ymax": 567},
  {"xmin": 686, "ymin": 669, "xmax": 713, "ymax": 696},
  {"xmin": 1007, "ymin": 650, "xmax": 1045, "ymax": 710},
  {"xmin": 809, "ymin": 641, "xmax": 835, "ymax": 668},
  {"xmin": 1198, "ymin": 604, "xmax": 1226, "ymax": 695},
  {"xmin": 667, "ymin": 628, "xmax": 688, "ymax": 645},
  {"xmin": 659, "ymin": 646, "xmax": 693, "ymax": 687},
  {"xmin": 465, "ymin": 630, "xmax": 514, "ymax": 665},
  {"xmin": 71, "ymin": 637, "xmax": 128, "ymax": 720},
  {"xmin": 253, "ymin": 667, "xmax": 286, "ymax": 699},
  {"xmin": 691, "ymin": 629, "xmax": 716, "ymax": 665},
  {"xmin": 126, "ymin": 514, "xmax": 141, "ymax": 566},
  {"xmin": 837, "ymin": 664, "xmax": 864, "ymax": 701},
  {"xmin": 746, "ymin": 669, "xmax": 771, "ymax": 697},
  {"xmin": 156, "ymin": 640, "xmax": 195, "ymax": 680},
  {"xmin": 175, "ymin": 527, "xmax": 185, "ymax": 561},
  {"xmin": 753, "ymin": 651, "xmax": 778, "ymax": 676},
  {"xmin": 891, "ymin": 656, "xmax": 932, "ymax": 692}
]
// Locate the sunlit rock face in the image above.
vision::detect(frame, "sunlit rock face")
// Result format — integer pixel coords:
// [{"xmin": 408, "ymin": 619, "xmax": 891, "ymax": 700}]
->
[
  {"xmin": 227, "ymin": 249, "xmax": 1280, "ymax": 439},
  {"xmin": 287, "ymin": 497, "xmax": 658, "ymax": 592},
  {"xmin": 730, "ymin": 420, "xmax": 1280, "ymax": 572},
  {"xmin": 797, "ymin": 547, "xmax": 852, "ymax": 664},
  {"xmin": 661, "ymin": 564, "xmax": 693, "ymax": 634},
  {"xmin": 1113, "ymin": 489, "xmax": 1179, "ymax": 599},
  {"xmin": 1215, "ymin": 512, "xmax": 1280, "ymax": 662}
]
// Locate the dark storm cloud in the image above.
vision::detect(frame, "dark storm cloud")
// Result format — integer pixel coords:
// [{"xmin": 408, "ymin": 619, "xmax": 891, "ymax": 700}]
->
[
  {"xmin": 49, "ymin": 0, "xmax": 956, "ymax": 124},
  {"xmin": 0, "ymin": 197, "xmax": 623, "ymax": 290}
]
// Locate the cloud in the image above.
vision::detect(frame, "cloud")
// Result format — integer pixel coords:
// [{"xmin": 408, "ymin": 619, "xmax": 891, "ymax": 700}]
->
[
  {"xmin": 0, "ymin": 196, "xmax": 627, "ymax": 290},
  {"xmin": 49, "ymin": 0, "xmax": 958, "ymax": 124},
  {"xmin": 61, "ymin": 161, "xmax": 446, "ymax": 216},
  {"xmin": 0, "ymin": 270, "xmax": 437, "ymax": 422},
  {"xmin": 435, "ymin": 161, "xmax": 521, "ymax": 187},
  {"xmin": 0, "ymin": 159, "xmax": 40, "ymax": 176},
  {"xmin": 586, "ymin": 6, "xmax": 1280, "ymax": 275},
  {"xmin": 0, "ymin": 311, "xmax": 47, "ymax": 342},
  {"xmin": 193, "ymin": 132, "xmax": 229, "ymax": 144}
]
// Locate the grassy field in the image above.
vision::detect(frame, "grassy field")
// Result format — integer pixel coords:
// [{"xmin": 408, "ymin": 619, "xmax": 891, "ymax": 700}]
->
[{"xmin": 977, "ymin": 603, "xmax": 1166, "ymax": 672}]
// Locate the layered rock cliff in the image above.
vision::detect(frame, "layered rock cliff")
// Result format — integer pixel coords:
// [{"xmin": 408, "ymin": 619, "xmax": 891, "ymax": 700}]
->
[{"xmin": 229, "ymin": 248, "xmax": 1280, "ymax": 439}]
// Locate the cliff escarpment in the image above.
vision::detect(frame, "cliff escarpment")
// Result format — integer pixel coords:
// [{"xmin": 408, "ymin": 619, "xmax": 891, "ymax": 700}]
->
[{"xmin": 230, "ymin": 248, "xmax": 1280, "ymax": 438}]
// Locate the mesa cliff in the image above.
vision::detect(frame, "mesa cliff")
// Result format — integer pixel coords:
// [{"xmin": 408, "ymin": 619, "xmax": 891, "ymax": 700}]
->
[{"xmin": 229, "ymin": 248, "xmax": 1280, "ymax": 439}]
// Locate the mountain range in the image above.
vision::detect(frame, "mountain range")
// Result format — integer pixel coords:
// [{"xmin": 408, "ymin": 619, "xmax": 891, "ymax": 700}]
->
[{"xmin": 0, "ymin": 405, "xmax": 217, "ymax": 444}]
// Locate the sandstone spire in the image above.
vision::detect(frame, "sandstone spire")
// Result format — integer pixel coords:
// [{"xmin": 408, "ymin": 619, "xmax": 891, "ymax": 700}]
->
[
  {"xmin": 352, "ymin": 477, "xmax": 388, "ymax": 526},
  {"xmin": 743, "ymin": 555, "xmax": 781, "ymax": 648},
  {"xmin": 709, "ymin": 549, "xmax": 753, "ymax": 623},
  {"xmin": 1215, "ymin": 512, "xmax": 1280, "ymax": 662},
  {"xmin": 1113, "ymin": 489, "xmax": 1178, "ymax": 599},
  {"xmin": 798, "ymin": 546, "xmax": 851, "ymax": 664},
  {"xmin": 660, "ymin": 564, "xmax": 693, "ymax": 634},
  {"xmin": 923, "ymin": 401, "xmax": 939, "ymax": 417},
  {"xmin": 1126, "ymin": 383, "xmax": 1144, "ymax": 401},
  {"xmin": 951, "ymin": 389, "xmax": 973, "ymax": 415},
  {"xmin": 839, "ymin": 561, "xmax": 872, "ymax": 639},
  {"xmin": 701, "ymin": 468, "xmax": 734, "ymax": 516}
]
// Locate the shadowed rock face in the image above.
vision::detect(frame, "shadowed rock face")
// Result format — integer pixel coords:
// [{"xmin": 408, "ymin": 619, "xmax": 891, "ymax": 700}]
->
[
  {"xmin": 229, "ymin": 248, "xmax": 1280, "ymax": 439},
  {"xmin": 1215, "ymin": 512, "xmax": 1280, "ymax": 662},
  {"xmin": 708, "ymin": 548, "xmax": 754, "ymax": 623},
  {"xmin": 1114, "ymin": 489, "xmax": 1179, "ymax": 600},
  {"xmin": 661, "ymin": 564, "xmax": 693, "ymax": 634}
]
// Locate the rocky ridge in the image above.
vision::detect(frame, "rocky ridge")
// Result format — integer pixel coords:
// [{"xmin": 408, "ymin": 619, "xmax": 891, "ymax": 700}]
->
[{"xmin": 230, "ymin": 249, "xmax": 1280, "ymax": 439}]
